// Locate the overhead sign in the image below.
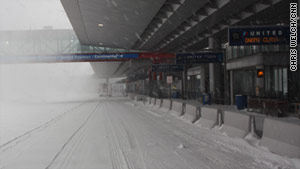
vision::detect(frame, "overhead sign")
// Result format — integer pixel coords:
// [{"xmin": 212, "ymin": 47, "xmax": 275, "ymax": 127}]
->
[
  {"xmin": 1, "ymin": 53, "xmax": 139, "ymax": 63},
  {"xmin": 139, "ymin": 53, "xmax": 175, "ymax": 59},
  {"xmin": 56, "ymin": 53, "xmax": 139, "ymax": 61},
  {"xmin": 167, "ymin": 76, "xmax": 173, "ymax": 84},
  {"xmin": 176, "ymin": 53, "xmax": 223, "ymax": 64},
  {"xmin": 139, "ymin": 53, "xmax": 176, "ymax": 64},
  {"xmin": 229, "ymin": 26, "xmax": 300, "ymax": 46},
  {"xmin": 151, "ymin": 64, "xmax": 184, "ymax": 72}
]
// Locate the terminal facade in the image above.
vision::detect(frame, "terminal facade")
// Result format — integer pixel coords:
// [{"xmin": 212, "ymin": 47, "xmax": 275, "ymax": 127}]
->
[
  {"xmin": 1, "ymin": 0, "xmax": 298, "ymax": 116},
  {"xmin": 60, "ymin": 0, "xmax": 299, "ymax": 117}
]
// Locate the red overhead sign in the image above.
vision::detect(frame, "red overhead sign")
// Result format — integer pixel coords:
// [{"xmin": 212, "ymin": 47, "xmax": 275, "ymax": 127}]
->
[
  {"xmin": 139, "ymin": 53, "xmax": 175, "ymax": 64},
  {"xmin": 139, "ymin": 53, "xmax": 175, "ymax": 59}
]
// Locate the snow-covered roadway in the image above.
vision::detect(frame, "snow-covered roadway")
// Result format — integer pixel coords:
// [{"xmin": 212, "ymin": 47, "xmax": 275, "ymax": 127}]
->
[{"xmin": 0, "ymin": 98, "xmax": 299, "ymax": 169}]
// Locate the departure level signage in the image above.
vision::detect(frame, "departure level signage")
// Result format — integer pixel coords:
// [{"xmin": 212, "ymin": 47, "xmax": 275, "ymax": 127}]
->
[
  {"xmin": 56, "ymin": 53, "xmax": 139, "ymax": 61},
  {"xmin": 229, "ymin": 26, "xmax": 300, "ymax": 46},
  {"xmin": 176, "ymin": 53, "xmax": 223, "ymax": 64},
  {"xmin": 1, "ymin": 53, "xmax": 140, "ymax": 63},
  {"xmin": 139, "ymin": 53, "xmax": 175, "ymax": 59},
  {"xmin": 151, "ymin": 64, "xmax": 184, "ymax": 72}
]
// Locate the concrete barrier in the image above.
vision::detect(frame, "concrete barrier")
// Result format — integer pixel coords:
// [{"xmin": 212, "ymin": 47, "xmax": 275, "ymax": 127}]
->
[
  {"xmin": 150, "ymin": 97, "xmax": 155, "ymax": 105},
  {"xmin": 153, "ymin": 98, "xmax": 157, "ymax": 106},
  {"xmin": 146, "ymin": 97, "xmax": 151, "ymax": 104},
  {"xmin": 161, "ymin": 99, "xmax": 171, "ymax": 110},
  {"xmin": 183, "ymin": 104, "xmax": 199, "ymax": 123},
  {"xmin": 152, "ymin": 99, "xmax": 162, "ymax": 109},
  {"xmin": 142, "ymin": 96, "xmax": 148, "ymax": 104},
  {"xmin": 135, "ymin": 95, "xmax": 143, "ymax": 101},
  {"xmin": 197, "ymin": 107, "xmax": 219, "ymax": 129},
  {"xmin": 157, "ymin": 99, "xmax": 163, "ymax": 108},
  {"xmin": 221, "ymin": 111, "xmax": 250, "ymax": 138},
  {"xmin": 260, "ymin": 118, "xmax": 300, "ymax": 158},
  {"xmin": 171, "ymin": 101, "xmax": 184, "ymax": 116},
  {"xmin": 252, "ymin": 115, "xmax": 265, "ymax": 138},
  {"xmin": 129, "ymin": 93, "xmax": 135, "ymax": 100}
]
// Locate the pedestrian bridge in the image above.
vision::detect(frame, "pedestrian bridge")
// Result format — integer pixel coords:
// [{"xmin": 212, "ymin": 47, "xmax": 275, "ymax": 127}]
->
[{"xmin": 0, "ymin": 29, "xmax": 174, "ymax": 78}]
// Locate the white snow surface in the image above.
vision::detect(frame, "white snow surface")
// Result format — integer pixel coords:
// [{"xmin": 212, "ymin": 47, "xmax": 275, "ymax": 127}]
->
[
  {"xmin": 0, "ymin": 98, "xmax": 299, "ymax": 169},
  {"xmin": 0, "ymin": 64, "xmax": 299, "ymax": 169}
]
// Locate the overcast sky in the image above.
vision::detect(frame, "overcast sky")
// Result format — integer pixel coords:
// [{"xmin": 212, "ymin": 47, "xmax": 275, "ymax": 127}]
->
[{"xmin": 0, "ymin": 0, "xmax": 72, "ymax": 30}]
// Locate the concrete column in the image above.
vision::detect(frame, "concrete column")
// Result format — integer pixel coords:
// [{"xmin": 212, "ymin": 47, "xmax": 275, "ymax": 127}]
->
[
  {"xmin": 209, "ymin": 63, "xmax": 214, "ymax": 95},
  {"xmin": 230, "ymin": 70, "xmax": 234, "ymax": 105},
  {"xmin": 182, "ymin": 64, "xmax": 192, "ymax": 99},
  {"xmin": 224, "ymin": 54, "xmax": 229, "ymax": 105},
  {"xmin": 208, "ymin": 37, "xmax": 223, "ymax": 104},
  {"xmin": 182, "ymin": 64, "xmax": 187, "ymax": 99},
  {"xmin": 208, "ymin": 37, "xmax": 217, "ymax": 99},
  {"xmin": 200, "ymin": 66, "xmax": 206, "ymax": 93}
]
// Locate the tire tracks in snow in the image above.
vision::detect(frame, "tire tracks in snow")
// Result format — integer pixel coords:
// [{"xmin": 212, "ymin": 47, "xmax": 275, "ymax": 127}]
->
[
  {"xmin": 104, "ymin": 102, "xmax": 147, "ymax": 169},
  {"xmin": 0, "ymin": 103, "xmax": 85, "ymax": 154},
  {"xmin": 50, "ymin": 121, "xmax": 88, "ymax": 169},
  {"xmin": 123, "ymin": 101, "xmax": 238, "ymax": 169},
  {"xmin": 105, "ymin": 102, "xmax": 134, "ymax": 169},
  {"xmin": 44, "ymin": 101, "xmax": 102, "ymax": 169}
]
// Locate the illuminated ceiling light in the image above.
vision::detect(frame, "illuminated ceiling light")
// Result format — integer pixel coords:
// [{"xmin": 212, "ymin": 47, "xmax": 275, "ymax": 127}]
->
[
  {"xmin": 5, "ymin": 41, "xmax": 9, "ymax": 45},
  {"xmin": 99, "ymin": 42, "xmax": 103, "ymax": 45},
  {"xmin": 98, "ymin": 23, "xmax": 104, "ymax": 27}
]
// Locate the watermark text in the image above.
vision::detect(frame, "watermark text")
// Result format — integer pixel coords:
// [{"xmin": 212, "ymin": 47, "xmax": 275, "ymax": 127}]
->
[{"xmin": 290, "ymin": 3, "xmax": 298, "ymax": 71}]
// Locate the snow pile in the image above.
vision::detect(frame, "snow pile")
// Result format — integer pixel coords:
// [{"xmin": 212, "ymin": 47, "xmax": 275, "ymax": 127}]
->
[
  {"xmin": 177, "ymin": 144, "xmax": 185, "ymax": 149},
  {"xmin": 135, "ymin": 99, "xmax": 300, "ymax": 168}
]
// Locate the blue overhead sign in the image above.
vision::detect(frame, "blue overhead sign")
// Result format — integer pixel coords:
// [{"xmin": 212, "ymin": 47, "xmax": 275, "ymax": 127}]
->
[
  {"xmin": 229, "ymin": 26, "xmax": 300, "ymax": 46},
  {"xmin": 1, "ymin": 53, "xmax": 139, "ymax": 63},
  {"xmin": 152, "ymin": 64, "xmax": 184, "ymax": 72},
  {"xmin": 56, "ymin": 53, "xmax": 139, "ymax": 61},
  {"xmin": 176, "ymin": 53, "xmax": 223, "ymax": 64}
]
